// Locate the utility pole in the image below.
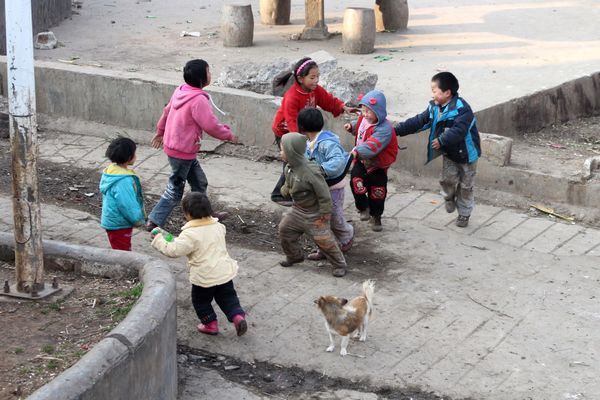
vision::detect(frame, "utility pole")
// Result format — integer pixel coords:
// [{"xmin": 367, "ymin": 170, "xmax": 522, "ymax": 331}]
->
[{"xmin": 4, "ymin": 0, "xmax": 45, "ymax": 297}]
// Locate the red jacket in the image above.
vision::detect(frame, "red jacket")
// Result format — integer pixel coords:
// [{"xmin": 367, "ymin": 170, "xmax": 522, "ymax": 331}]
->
[
  {"xmin": 353, "ymin": 115, "xmax": 398, "ymax": 171},
  {"xmin": 272, "ymin": 82, "xmax": 345, "ymax": 137}
]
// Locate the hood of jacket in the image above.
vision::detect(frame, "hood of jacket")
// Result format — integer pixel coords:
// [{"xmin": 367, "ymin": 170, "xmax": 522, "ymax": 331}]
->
[
  {"xmin": 99, "ymin": 164, "xmax": 138, "ymax": 194},
  {"xmin": 171, "ymin": 84, "xmax": 209, "ymax": 110},
  {"xmin": 359, "ymin": 90, "xmax": 387, "ymax": 126},
  {"xmin": 282, "ymin": 132, "xmax": 309, "ymax": 169}
]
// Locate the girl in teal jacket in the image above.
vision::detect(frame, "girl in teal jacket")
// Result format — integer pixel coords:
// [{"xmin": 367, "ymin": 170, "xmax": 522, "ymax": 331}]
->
[{"xmin": 99, "ymin": 137, "xmax": 146, "ymax": 251}]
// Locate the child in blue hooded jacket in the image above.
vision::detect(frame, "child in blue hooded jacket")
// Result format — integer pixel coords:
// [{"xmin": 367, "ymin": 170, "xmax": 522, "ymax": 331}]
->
[
  {"xmin": 298, "ymin": 108, "xmax": 354, "ymax": 261},
  {"xmin": 344, "ymin": 90, "xmax": 398, "ymax": 232},
  {"xmin": 393, "ymin": 72, "xmax": 481, "ymax": 227},
  {"xmin": 99, "ymin": 137, "xmax": 146, "ymax": 251}
]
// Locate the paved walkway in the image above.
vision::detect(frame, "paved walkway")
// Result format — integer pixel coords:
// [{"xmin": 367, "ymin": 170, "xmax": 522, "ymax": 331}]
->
[{"xmin": 2, "ymin": 131, "xmax": 600, "ymax": 400}]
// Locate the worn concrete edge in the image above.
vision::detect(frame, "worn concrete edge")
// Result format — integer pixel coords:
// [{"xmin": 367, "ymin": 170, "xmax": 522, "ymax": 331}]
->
[
  {"xmin": 0, "ymin": 232, "xmax": 178, "ymax": 400},
  {"xmin": 0, "ymin": 58, "xmax": 597, "ymax": 208},
  {"xmin": 475, "ymin": 71, "xmax": 600, "ymax": 137}
]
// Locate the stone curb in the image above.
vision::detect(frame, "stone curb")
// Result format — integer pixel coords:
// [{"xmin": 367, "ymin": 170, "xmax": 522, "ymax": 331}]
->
[{"xmin": 0, "ymin": 233, "xmax": 178, "ymax": 400}]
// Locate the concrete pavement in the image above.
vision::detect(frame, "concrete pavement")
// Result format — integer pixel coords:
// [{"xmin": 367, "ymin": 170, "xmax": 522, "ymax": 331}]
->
[{"xmin": 1, "ymin": 130, "xmax": 600, "ymax": 399}]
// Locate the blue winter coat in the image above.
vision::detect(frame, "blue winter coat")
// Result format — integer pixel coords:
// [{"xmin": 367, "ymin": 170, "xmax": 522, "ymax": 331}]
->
[
  {"xmin": 305, "ymin": 130, "xmax": 353, "ymax": 186},
  {"xmin": 394, "ymin": 95, "xmax": 481, "ymax": 164},
  {"xmin": 99, "ymin": 164, "xmax": 146, "ymax": 230}
]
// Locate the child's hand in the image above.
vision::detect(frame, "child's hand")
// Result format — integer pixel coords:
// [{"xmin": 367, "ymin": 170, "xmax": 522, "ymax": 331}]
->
[
  {"xmin": 343, "ymin": 105, "xmax": 359, "ymax": 114},
  {"xmin": 151, "ymin": 135, "xmax": 163, "ymax": 149},
  {"xmin": 344, "ymin": 123, "xmax": 353, "ymax": 133},
  {"xmin": 229, "ymin": 134, "xmax": 239, "ymax": 144},
  {"xmin": 432, "ymin": 138, "xmax": 441, "ymax": 150}
]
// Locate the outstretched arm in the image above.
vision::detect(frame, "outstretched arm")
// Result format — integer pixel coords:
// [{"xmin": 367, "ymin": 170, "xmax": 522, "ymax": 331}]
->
[{"xmin": 394, "ymin": 107, "xmax": 431, "ymax": 136}]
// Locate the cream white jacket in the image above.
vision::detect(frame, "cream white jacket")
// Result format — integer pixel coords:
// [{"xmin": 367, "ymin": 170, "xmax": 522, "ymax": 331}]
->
[{"xmin": 151, "ymin": 217, "xmax": 238, "ymax": 288}]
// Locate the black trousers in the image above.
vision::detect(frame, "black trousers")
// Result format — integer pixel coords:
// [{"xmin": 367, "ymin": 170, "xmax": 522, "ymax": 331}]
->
[
  {"xmin": 350, "ymin": 161, "xmax": 388, "ymax": 217},
  {"xmin": 271, "ymin": 162, "xmax": 287, "ymax": 198},
  {"xmin": 191, "ymin": 280, "xmax": 244, "ymax": 324}
]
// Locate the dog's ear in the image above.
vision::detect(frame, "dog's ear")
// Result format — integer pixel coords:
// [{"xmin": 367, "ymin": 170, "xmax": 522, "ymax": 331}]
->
[{"xmin": 340, "ymin": 298, "xmax": 348, "ymax": 305}]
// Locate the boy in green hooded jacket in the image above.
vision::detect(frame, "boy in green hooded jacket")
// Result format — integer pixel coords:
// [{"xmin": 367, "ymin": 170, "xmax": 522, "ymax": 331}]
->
[{"xmin": 278, "ymin": 133, "xmax": 347, "ymax": 277}]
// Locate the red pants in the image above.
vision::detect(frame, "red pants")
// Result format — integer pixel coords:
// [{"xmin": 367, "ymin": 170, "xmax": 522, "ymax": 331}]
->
[{"xmin": 106, "ymin": 228, "xmax": 133, "ymax": 251}]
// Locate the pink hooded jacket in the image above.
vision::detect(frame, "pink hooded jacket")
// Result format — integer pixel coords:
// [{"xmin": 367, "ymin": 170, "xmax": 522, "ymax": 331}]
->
[{"xmin": 156, "ymin": 84, "xmax": 234, "ymax": 160}]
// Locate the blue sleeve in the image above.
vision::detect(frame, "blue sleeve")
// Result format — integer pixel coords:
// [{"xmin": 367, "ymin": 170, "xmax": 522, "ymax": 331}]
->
[
  {"xmin": 394, "ymin": 107, "xmax": 431, "ymax": 136},
  {"xmin": 356, "ymin": 123, "xmax": 393, "ymax": 159},
  {"xmin": 114, "ymin": 178, "xmax": 145, "ymax": 225},
  {"xmin": 438, "ymin": 105, "xmax": 473, "ymax": 147},
  {"xmin": 317, "ymin": 141, "xmax": 347, "ymax": 178}
]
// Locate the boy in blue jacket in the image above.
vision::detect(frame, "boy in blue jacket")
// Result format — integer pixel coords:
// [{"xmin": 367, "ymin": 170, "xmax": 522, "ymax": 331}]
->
[
  {"xmin": 100, "ymin": 137, "xmax": 146, "ymax": 250},
  {"xmin": 298, "ymin": 108, "xmax": 354, "ymax": 261},
  {"xmin": 394, "ymin": 72, "xmax": 481, "ymax": 227}
]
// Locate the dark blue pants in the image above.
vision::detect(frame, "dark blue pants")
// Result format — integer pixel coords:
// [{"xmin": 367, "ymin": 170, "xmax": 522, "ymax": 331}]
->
[
  {"xmin": 148, "ymin": 156, "xmax": 208, "ymax": 227},
  {"xmin": 191, "ymin": 280, "xmax": 244, "ymax": 324}
]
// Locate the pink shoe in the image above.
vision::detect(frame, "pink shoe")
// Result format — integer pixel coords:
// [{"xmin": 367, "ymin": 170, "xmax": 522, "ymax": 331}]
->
[
  {"xmin": 232, "ymin": 314, "xmax": 247, "ymax": 337},
  {"xmin": 197, "ymin": 320, "xmax": 218, "ymax": 335}
]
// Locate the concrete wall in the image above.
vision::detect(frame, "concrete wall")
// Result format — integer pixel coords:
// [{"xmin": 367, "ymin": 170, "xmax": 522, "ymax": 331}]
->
[
  {"xmin": 0, "ymin": 58, "xmax": 597, "ymax": 208},
  {"xmin": 475, "ymin": 72, "xmax": 600, "ymax": 137},
  {"xmin": 0, "ymin": 0, "xmax": 72, "ymax": 55},
  {"xmin": 0, "ymin": 233, "xmax": 178, "ymax": 400}
]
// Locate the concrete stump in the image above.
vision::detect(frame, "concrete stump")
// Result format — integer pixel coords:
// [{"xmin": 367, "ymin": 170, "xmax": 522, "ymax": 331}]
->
[
  {"xmin": 375, "ymin": 0, "xmax": 409, "ymax": 32},
  {"xmin": 222, "ymin": 4, "xmax": 254, "ymax": 47},
  {"xmin": 260, "ymin": 0, "xmax": 291, "ymax": 25},
  {"xmin": 342, "ymin": 8, "xmax": 376, "ymax": 54},
  {"xmin": 300, "ymin": 0, "xmax": 329, "ymax": 40}
]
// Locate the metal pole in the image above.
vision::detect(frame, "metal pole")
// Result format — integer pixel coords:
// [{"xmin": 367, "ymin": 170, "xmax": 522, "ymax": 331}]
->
[{"xmin": 5, "ymin": 0, "xmax": 45, "ymax": 294}]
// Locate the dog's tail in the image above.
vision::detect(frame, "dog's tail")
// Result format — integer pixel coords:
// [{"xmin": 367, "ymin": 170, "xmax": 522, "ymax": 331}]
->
[{"xmin": 362, "ymin": 280, "xmax": 375, "ymax": 314}]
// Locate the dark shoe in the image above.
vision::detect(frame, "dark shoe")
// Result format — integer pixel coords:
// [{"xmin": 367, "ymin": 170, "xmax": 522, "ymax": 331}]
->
[
  {"xmin": 279, "ymin": 257, "xmax": 304, "ymax": 267},
  {"xmin": 232, "ymin": 314, "xmax": 247, "ymax": 337},
  {"xmin": 370, "ymin": 216, "xmax": 383, "ymax": 232},
  {"xmin": 271, "ymin": 194, "xmax": 293, "ymax": 207},
  {"xmin": 307, "ymin": 250, "xmax": 326, "ymax": 261},
  {"xmin": 359, "ymin": 209, "xmax": 370, "ymax": 221},
  {"xmin": 212, "ymin": 211, "xmax": 229, "ymax": 221},
  {"xmin": 340, "ymin": 236, "xmax": 353, "ymax": 252},
  {"xmin": 456, "ymin": 215, "xmax": 470, "ymax": 227},
  {"xmin": 444, "ymin": 199, "xmax": 456, "ymax": 213},
  {"xmin": 145, "ymin": 220, "xmax": 158, "ymax": 232},
  {"xmin": 332, "ymin": 267, "xmax": 347, "ymax": 277}
]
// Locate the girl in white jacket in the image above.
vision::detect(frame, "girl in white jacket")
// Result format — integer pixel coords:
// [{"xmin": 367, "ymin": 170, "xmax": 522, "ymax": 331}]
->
[{"xmin": 151, "ymin": 192, "xmax": 247, "ymax": 336}]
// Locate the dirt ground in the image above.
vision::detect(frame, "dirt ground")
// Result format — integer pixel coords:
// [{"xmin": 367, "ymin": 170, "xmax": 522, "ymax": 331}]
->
[
  {"xmin": 0, "ymin": 263, "xmax": 141, "ymax": 399},
  {"xmin": 177, "ymin": 345, "xmax": 461, "ymax": 400},
  {"xmin": 512, "ymin": 115, "xmax": 600, "ymax": 175}
]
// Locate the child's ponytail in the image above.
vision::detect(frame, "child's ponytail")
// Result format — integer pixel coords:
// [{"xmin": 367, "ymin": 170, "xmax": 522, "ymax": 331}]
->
[{"xmin": 273, "ymin": 57, "xmax": 318, "ymax": 90}]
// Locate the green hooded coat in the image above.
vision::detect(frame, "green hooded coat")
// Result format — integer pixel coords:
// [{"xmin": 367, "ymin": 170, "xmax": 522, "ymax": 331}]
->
[{"xmin": 280, "ymin": 133, "xmax": 332, "ymax": 215}]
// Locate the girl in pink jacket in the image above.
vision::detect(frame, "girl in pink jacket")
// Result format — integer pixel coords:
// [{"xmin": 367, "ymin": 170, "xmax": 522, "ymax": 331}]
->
[{"xmin": 147, "ymin": 59, "xmax": 238, "ymax": 230}]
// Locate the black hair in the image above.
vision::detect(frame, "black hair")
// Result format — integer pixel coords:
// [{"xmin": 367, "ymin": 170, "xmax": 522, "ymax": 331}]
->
[
  {"xmin": 183, "ymin": 59, "xmax": 210, "ymax": 88},
  {"xmin": 105, "ymin": 137, "xmax": 136, "ymax": 164},
  {"xmin": 297, "ymin": 107, "xmax": 324, "ymax": 133},
  {"xmin": 431, "ymin": 72, "xmax": 459, "ymax": 95},
  {"xmin": 181, "ymin": 192, "xmax": 213, "ymax": 219},
  {"xmin": 274, "ymin": 57, "xmax": 318, "ymax": 88}
]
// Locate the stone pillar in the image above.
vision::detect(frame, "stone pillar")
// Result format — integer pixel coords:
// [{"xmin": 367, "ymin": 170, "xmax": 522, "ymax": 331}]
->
[
  {"xmin": 375, "ymin": 0, "xmax": 409, "ymax": 32},
  {"xmin": 342, "ymin": 8, "xmax": 376, "ymax": 54},
  {"xmin": 260, "ymin": 0, "xmax": 291, "ymax": 25},
  {"xmin": 301, "ymin": 0, "xmax": 328, "ymax": 40},
  {"xmin": 222, "ymin": 4, "xmax": 254, "ymax": 47}
]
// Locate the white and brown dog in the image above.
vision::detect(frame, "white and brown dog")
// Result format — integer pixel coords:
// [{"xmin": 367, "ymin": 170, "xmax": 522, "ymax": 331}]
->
[{"xmin": 315, "ymin": 280, "xmax": 375, "ymax": 356}]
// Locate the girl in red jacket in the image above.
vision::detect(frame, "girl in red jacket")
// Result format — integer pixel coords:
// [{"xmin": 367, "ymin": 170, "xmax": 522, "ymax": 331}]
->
[{"xmin": 270, "ymin": 57, "xmax": 357, "ymax": 203}]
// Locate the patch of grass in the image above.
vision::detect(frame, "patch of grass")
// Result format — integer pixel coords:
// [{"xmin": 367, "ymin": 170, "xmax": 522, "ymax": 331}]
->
[
  {"xmin": 47, "ymin": 299, "xmax": 65, "ymax": 312},
  {"xmin": 14, "ymin": 347, "xmax": 24, "ymax": 354},
  {"xmin": 41, "ymin": 344, "xmax": 55, "ymax": 354},
  {"xmin": 46, "ymin": 360, "xmax": 59, "ymax": 370},
  {"xmin": 18, "ymin": 366, "xmax": 33, "ymax": 375},
  {"xmin": 110, "ymin": 283, "xmax": 144, "ymax": 323}
]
